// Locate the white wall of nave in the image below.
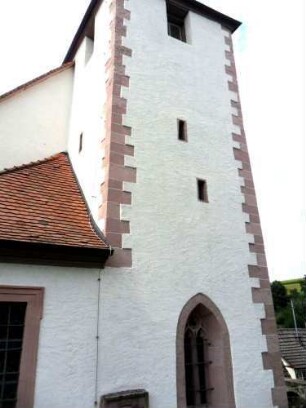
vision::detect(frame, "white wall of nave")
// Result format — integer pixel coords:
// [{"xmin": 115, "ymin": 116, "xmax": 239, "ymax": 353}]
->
[
  {"xmin": 0, "ymin": 68, "xmax": 73, "ymax": 171},
  {"xmin": 0, "ymin": 263, "xmax": 100, "ymax": 408}
]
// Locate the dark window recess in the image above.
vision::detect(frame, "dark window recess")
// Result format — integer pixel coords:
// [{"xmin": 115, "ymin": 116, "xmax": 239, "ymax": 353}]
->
[
  {"xmin": 86, "ymin": 15, "xmax": 95, "ymax": 41},
  {"xmin": 178, "ymin": 120, "xmax": 187, "ymax": 141},
  {"xmin": 0, "ymin": 302, "xmax": 27, "ymax": 408},
  {"xmin": 184, "ymin": 307, "xmax": 211, "ymax": 407},
  {"xmin": 197, "ymin": 179, "xmax": 208, "ymax": 202},
  {"xmin": 167, "ymin": 2, "xmax": 187, "ymax": 42},
  {"xmin": 184, "ymin": 311, "xmax": 210, "ymax": 407},
  {"xmin": 79, "ymin": 133, "xmax": 83, "ymax": 153},
  {"xmin": 85, "ymin": 18, "xmax": 95, "ymax": 64}
]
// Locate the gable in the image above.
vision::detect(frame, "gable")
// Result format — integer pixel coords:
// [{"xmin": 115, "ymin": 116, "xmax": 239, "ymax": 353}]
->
[{"xmin": 0, "ymin": 64, "xmax": 74, "ymax": 172}]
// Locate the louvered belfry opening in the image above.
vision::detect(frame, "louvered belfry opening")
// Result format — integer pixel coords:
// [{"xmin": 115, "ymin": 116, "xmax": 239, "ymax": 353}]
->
[
  {"xmin": 0, "ymin": 302, "xmax": 27, "ymax": 408},
  {"xmin": 184, "ymin": 305, "xmax": 211, "ymax": 407}
]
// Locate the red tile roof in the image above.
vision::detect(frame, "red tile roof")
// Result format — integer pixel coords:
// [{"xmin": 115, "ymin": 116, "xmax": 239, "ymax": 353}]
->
[{"xmin": 0, "ymin": 153, "xmax": 109, "ymax": 250}]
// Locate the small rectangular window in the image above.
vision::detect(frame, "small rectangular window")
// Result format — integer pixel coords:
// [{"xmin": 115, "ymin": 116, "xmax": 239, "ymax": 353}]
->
[
  {"xmin": 79, "ymin": 133, "xmax": 83, "ymax": 153},
  {"xmin": 178, "ymin": 120, "xmax": 187, "ymax": 141},
  {"xmin": 167, "ymin": 2, "xmax": 187, "ymax": 42},
  {"xmin": 197, "ymin": 179, "xmax": 208, "ymax": 202},
  {"xmin": 168, "ymin": 22, "xmax": 185, "ymax": 41}
]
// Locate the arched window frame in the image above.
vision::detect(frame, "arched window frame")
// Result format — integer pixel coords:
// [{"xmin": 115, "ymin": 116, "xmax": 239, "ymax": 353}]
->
[{"xmin": 176, "ymin": 293, "xmax": 236, "ymax": 408}]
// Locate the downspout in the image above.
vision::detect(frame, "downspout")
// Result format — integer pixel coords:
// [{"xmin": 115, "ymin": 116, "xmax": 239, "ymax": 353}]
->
[
  {"xmin": 290, "ymin": 299, "xmax": 299, "ymax": 338},
  {"xmin": 95, "ymin": 267, "xmax": 102, "ymax": 406}
]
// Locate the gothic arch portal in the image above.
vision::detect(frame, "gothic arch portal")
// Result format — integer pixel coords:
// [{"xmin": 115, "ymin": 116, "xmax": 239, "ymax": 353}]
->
[{"xmin": 176, "ymin": 293, "xmax": 236, "ymax": 408}]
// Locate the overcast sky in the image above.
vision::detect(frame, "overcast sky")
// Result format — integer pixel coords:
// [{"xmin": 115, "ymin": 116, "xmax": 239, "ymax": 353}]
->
[{"xmin": 0, "ymin": 0, "xmax": 305, "ymax": 281}]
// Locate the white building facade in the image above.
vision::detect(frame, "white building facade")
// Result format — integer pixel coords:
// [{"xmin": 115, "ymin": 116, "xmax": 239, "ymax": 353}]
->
[{"xmin": 0, "ymin": 1, "xmax": 287, "ymax": 408}]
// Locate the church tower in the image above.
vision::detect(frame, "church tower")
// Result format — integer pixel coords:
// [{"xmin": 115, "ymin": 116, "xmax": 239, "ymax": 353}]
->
[
  {"xmin": 64, "ymin": 0, "xmax": 287, "ymax": 406},
  {"xmin": 0, "ymin": 1, "xmax": 287, "ymax": 407}
]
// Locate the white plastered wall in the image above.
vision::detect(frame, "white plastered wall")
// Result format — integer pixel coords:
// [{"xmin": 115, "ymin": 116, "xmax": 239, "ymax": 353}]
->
[
  {"xmin": 0, "ymin": 264, "xmax": 100, "ymax": 408},
  {"xmin": 0, "ymin": 3, "xmax": 113, "ymax": 407},
  {"xmin": 67, "ymin": 0, "xmax": 112, "ymax": 228},
  {"xmin": 98, "ymin": 0, "xmax": 275, "ymax": 407},
  {"xmin": 0, "ymin": 68, "xmax": 73, "ymax": 171},
  {"xmin": 0, "ymin": 0, "xmax": 276, "ymax": 406}
]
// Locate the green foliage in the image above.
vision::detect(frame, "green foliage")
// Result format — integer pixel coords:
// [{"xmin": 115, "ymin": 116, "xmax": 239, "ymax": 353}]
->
[
  {"xmin": 271, "ymin": 279, "xmax": 306, "ymax": 329},
  {"xmin": 301, "ymin": 275, "xmax": 306, "ymax": 294},
  {"xmin": 271, "ymin": 281, "xmax": 289, "ymax": 311}
]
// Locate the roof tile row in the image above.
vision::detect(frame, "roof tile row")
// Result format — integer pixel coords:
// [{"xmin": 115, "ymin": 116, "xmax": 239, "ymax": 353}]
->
[
  {"xmin": 0, "ymin": 153, "xmax": 108, "ymax": 250},
  {"xmin": 278, "ymin": 328, "xmax": 306, "ymax": 369}
]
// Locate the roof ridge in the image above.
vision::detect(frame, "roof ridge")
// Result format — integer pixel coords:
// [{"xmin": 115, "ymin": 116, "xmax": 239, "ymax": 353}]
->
[
  {"xmin": 0, "ymin": 62, "xmax": 74, "ymax": 103},
  {"xmin": 0, "ymin": 152, "xmax": 68, "ymax": 175}
]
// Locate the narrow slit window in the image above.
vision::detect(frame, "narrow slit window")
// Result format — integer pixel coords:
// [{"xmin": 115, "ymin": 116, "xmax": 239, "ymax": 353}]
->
[
  {"xmin": 79, "ymin": 133, "xmax": 83, "ymax": 153},
  {"xmin": 178, "ymin": 120, "xmax": 187, "ymax": 142},
  {"xmin": 197, "ymin": 179, "xmax": 208, "ymax": 202},
  {"xmin": 167, "ymin": 2, "xmax": 187, "ymax": 42}
]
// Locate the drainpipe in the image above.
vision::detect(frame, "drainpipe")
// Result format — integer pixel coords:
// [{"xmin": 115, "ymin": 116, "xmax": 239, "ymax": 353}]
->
[
  {"xmin": 290, "ymin": 299, "xmax": 299, "ymax": 338},
  {"xmin": 95, "ymin": 268, "xmax": 102, "ymax": 406}
]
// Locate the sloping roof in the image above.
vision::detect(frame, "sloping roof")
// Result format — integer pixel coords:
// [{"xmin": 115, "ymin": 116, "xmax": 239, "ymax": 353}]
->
[
  {"xmin": 0, "ymin": 62, "xmax": 74, "ymax": 104},
  {"xmin": 64, "ymin": 0, "xmax": 241, "ymax": 63},
  {"xmin": 278, "ymin": 329, "xmax": 306, "ymax": 370},
  {"xmin": 0, "ymin": 153, "xmax": 108, "ymax": 250}
]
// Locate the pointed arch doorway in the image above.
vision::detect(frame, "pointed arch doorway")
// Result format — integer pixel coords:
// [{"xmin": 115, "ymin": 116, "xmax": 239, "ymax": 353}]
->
[{"xmin": 176, "ymin": 293, "xmax": 236, "ymax": 408}]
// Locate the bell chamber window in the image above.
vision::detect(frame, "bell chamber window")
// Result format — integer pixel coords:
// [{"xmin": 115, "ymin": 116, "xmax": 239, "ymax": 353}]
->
[
  {"xmin": 0, "ymin": 302, "xmax": 27, "ymax": 408},
  {"xmin": 167, "ymin": 2, "xmax": 188, "ymax": 42},
  {"xmin": 184, "ymin": 306, "xmax": 212, "ymax": 407}
]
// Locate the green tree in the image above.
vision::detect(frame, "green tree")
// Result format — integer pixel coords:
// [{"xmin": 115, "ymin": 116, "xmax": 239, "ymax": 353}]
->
[
  {"xmin": 289, "ymin": 289, "xmax": 306, "ymax": 328},
  {"xmin": 301, "ymin": 275, "xmax": 306, "ymax": 293},
  {"xmin": 271, "ymin": 281, "xmax": 289, "ymax": 312},
  {"xmin": 271, "ymin": 279, "xmax": 306, "ymax": 328}
]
